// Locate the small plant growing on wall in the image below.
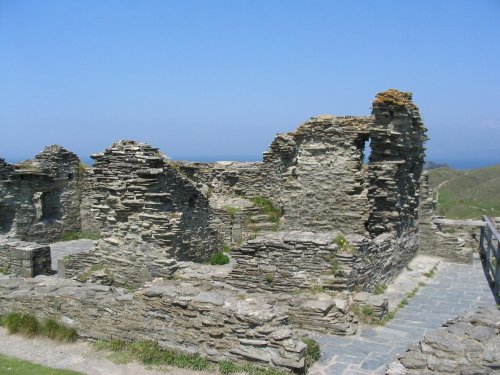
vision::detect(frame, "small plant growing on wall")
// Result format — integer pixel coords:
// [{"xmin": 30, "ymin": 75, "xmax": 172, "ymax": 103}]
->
[
  {"xmin": 209, "ymin": 252, "xmax": 229, "ymax": 265},
  {"xmin": 333, "ymin": 235, "xmax": 355, "ymax": 253}
]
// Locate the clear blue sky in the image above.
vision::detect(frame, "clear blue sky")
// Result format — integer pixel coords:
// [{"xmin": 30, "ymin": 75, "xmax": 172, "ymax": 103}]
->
[{"xmin": 1, "ymin": 0, "xmax": 499, "ymax": 168}]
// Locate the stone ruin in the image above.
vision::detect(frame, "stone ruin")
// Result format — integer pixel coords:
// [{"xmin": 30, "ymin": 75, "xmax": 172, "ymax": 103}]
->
[{"xmin": 0, "ymin": 89, "xmax": 453, "ymax": 372}]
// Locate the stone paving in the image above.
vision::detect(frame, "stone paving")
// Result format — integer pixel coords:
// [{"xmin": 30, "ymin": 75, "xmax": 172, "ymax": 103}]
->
[
  {"xmin": 308, "ymin": 255, "xmax": 496, "ymax": 375},
  {"xmin": 50, "ymin": 239, "xmax": 95, "ymax": 270}
]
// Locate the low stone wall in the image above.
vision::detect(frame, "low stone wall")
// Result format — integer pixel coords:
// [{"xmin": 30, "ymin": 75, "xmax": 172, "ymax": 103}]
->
[
  {"xmin": 418, "ymin": 174, "xmax": 474, "ymax": 263},
  {"xmin": 59, "ymin": 240, "xmax": 179, "ymax": 286},
  {"xmin": 0, "ymin": 237, "xmax": 51, "ymax": 277},
  {"xmin": 387, "ymin": 306, "xmax": 500, "ymax": 375},
  {"xmin": 224, "ymin": 231, "xmax": 419, "ymax": 294},
  {"xmin": 0, "ymin": 275, "xmax": 307, "ymax": 371},
  {"xmin": 223, "ymin": 232, "xmax": 357, "ymax": 293}
]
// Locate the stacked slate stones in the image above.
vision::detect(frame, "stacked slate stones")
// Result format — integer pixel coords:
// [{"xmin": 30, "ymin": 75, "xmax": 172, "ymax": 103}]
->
[
  {"xmin": 90, "ymin": 140, "xmax": 178, "ymax": 249},
  {"xmin": 367, "ymin": 90, "xmax": 428, "ymax": 236}
]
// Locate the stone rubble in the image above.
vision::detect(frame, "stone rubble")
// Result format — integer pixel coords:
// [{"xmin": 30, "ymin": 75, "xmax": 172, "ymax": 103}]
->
[{"xmin": 387, "ymin": 306, "xmax": 500, "ymax": 375}]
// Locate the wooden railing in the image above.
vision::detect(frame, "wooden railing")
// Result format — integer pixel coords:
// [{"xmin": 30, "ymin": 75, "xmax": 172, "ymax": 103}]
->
[{"xmin": 479, "ymin": 215, "xmax": 500, "ymax": 303}]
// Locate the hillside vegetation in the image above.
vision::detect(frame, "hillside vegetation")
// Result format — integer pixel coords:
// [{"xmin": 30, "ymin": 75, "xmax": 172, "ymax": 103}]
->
[{"xmin": 427, "ymin": 165, "xmax": 500, "ymax": 219}]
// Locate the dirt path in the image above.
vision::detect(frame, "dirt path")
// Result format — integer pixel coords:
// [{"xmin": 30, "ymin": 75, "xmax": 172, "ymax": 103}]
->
[{"xmin": 0, "ymin": 328, "xmax": 208, "ymax": 375}]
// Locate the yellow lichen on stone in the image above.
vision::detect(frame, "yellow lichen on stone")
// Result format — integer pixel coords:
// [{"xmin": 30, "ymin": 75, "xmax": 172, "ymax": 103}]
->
[{"xmin": 373, "ymin": 89, "xmax": 413, "ymax": 106}]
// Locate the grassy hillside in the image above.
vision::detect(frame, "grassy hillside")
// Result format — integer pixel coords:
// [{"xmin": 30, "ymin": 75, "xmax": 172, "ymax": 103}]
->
[{"xmin": 427, "ymin": 165, "xmax": 500, "ymax": 219}]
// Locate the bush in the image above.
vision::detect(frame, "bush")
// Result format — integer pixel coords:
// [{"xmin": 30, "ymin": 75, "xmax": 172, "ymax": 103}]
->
[{"xmin": 209, "ymin": 252, "xmax": 229, "ymax": 265}]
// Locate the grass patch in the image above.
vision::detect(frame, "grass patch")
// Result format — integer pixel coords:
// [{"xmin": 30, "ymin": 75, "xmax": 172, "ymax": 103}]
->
[
  {"xmin": 427, "ymin": 165, "xmax": 500, "ymax": 219},
  {"xmin": 42, "ymin": 319, "xmax": 77, "ymax": 342},
  {"xmin": 209, "ymin": 251, "xmax": 229, "ymax": 265},
  {"xmin": 308, "ymin": 284, "xmax": 324, "ymax": 294},
  {"xmin": 0, "ymin": 264, "xmax": 11, "ymax": 275},
  {"xmin": 224, "ymin": 206, "xmax": 241, "ymax": 220},
  {"xmin": 3, "ymin": 313, "xmax": 77, "ymax": 342},
  {"xmin": 60, "ymin": 231, "xmax": 100, "ymax": 241},
  {"xmin": 398, "ymin": 298, "xmax": 409, "ymax": 308},
  {"xmin": 94, "ymin": 339, "xmax": 211, "ymax": 371},
  {"xmin": 223, "ymin": 244, "xmax": 232, "ymax": 253},
  {"xmin": 76, "ymin": 263, "xmax": 105, "ymax": 283},
  {"xmin": 249, "ymin": 197, "xmax": 281, "ymax": 230},
  {"xmin": 0, "ymin": 353, "xmax": 83, "ymax": 375},
  {"xmin": 373, "ymin": 283, "xmax": 387, "ymax": 295},
  {"xmin": 302, "ymin": 337, "xmax": 321, "ymax": 370},
  {"xmin": 333, "ymin": 235, "xmax": 355, "ymax": 253},
  {"xmin": 423, "ymin": 268, "xmax": 436, "ymax": 278}
]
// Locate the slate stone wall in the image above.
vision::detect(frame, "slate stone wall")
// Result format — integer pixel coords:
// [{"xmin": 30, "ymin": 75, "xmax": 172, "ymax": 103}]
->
[
  {"xmin": 0, "ymin": 275, "xmax": 307, "ymax": 371},
  {"xmin": 0, "ymin": 146, "xmax": 81, "ymax": 243},
  {"xmin": 418, "ymin": 173, "xmax": 474, "ymax": 263},
  {"xmin": 0, "ymin": 237, "xmax": 51, "ymax": 277}
]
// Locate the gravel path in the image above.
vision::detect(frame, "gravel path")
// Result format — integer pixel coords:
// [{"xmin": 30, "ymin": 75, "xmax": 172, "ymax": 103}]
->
[{"xmin": 0, "ymin": 328, "xmax": 208, "ymax": 375}]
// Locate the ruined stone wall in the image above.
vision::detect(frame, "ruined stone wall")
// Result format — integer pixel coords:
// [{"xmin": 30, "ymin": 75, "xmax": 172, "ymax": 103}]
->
[
  {"xmin": 79, "ymin": 167, "xmax": 100, "ymax": 234},
  {"xmin": 0, "ymin": 237, "xmax": 51, "ymax": 277},
  {"xmin": 0, "ymin": 146, "xmax": 82, "ymax": 243},
  {"xmin": 273, "ymin": 116, "xmax": 371, "ymax": 234},
  {"xmin": 367, "ymin": 90, "xmax": 427, "ymax": 236},
  {"xmin": 418, "ymin": 173, "xmax": 474, "ymax": 263},
  {"xmin": 89, "ymin": 140, "xmax": 222, "ymax": 260},
  {"xmin": 0, "ymin": 159, "xmax": 15, "ymax": 233},
  {"xmin": 0, "ymin": 275, "xmax": 307, "ymax": 371},
  {"xmin": 224, "ymin": 232, "xmax": 358, "ymax": 293}
]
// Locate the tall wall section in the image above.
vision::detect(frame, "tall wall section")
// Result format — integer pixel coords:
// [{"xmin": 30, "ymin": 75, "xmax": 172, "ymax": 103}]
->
[{"xmin": 0, "ymin": 146, "xmax": 82, "ymax": 243}]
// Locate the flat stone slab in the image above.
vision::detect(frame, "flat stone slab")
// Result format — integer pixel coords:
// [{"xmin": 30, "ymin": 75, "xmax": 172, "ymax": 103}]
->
[
  {"xmin": 308, "ymin": 255, "xmax": 496, "ymax": 375},
  {"xmin": 50, "ymin": 239, "xmax": 95, "ymax": 270}
]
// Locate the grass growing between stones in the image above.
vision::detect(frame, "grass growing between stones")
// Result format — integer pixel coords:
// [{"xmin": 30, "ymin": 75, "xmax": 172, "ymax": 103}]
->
[
  {"xmin": 60, "ymin": 231, "xmax": 100, "ymax": 241},
  {"xmin": 3, "ymin": 313, "xmax": 77, "ymax": 342},
  {"xmin": 209, "ymin": 251, "xmax": 230, "ymax": 265},
  {"xmin": 249, "ymin": 197, "xmax": 281, "ymax": 230},
  {"xmin": 0, "ymin": 353, "xmax": 83, "ymax": 375},
  {"xmin": 94, "ymin": 340, "xmax": 291, "ymax": 375},
  {"xmin": 76, "ymin": 263, "xmax": 106, "ymax": 283},
  {"xmin": 373, "ymin": 283, "xmax": 387, "ymax": 295}
]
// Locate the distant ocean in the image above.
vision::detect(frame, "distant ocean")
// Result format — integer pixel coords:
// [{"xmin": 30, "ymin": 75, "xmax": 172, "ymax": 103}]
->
[{"xmin": 7, "ymin": 155, "xmax": 500, "ymax": 171}]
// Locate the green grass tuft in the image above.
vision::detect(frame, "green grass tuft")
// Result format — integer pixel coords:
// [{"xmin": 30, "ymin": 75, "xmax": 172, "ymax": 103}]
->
[
  {"xmin": 249, "ymin": 196, "xmax": 281, "ymax": 230},
  {"xmin": 373, "ymin": 283, "xmax": 387, "ymax": 295},
  {"xmin": 209, "ymin": 251, "xmax": 230, "ymax": 265},
  {"xmin": 302, "ymin": 337, "xmax": 321, "ymax": 370},
  {"xmin": 60, "ymin": 231, "xmax": 100, "ymax": 241},
  {"xmin": 3, "ymin": 313, "xmax": 77, "ymax": 342},
  {"xmin": 42, "ymin": 319, "xmax": 77, "ymax": 342},
  {"xmin": 4, "ymin": 313, "xmax": 41, "ymax": 337},
  {"xmin": 94, "ymin": 339, "xmax": 211, "ymax": 370}
]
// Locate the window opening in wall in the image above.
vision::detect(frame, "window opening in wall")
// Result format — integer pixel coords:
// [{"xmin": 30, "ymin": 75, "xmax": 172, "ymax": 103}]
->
[
  {"xmin": 0, "ymin": 204, "xmax": 15, "ymax": 233},
  {"xmin": 363, "ymin": 138, "xmax": 372, "ymax": 166},
  {"xmin": 35, "ymin": 190, "xmax": 62, "ymax": 221}
]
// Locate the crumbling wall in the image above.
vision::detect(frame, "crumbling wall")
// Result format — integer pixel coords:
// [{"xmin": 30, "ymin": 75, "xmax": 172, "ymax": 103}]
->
[
  {"xmin": 418, "ymin": 173, "xmax": 474, "ymax": 263},
  {"xmin": 272, "ymin": 116, "xmax": 371, "ymax": 234},
  {"xmin": 224, "ymin": 232, "xmax": 357, "ymax": 293},
  {"xmin": 0, "ymin": 146, "xmax": 82, "ymax": 243},
  {"xmin": 0, "ymin": 275, "xmax": 307, "ymax": 371},
  {"xmin": 0, "ymin": 237, "xmax": 51, "ymax": 277},
  {"xmin": 88, "ymin": 140, "xmax": 222, "ymax": 260}
]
